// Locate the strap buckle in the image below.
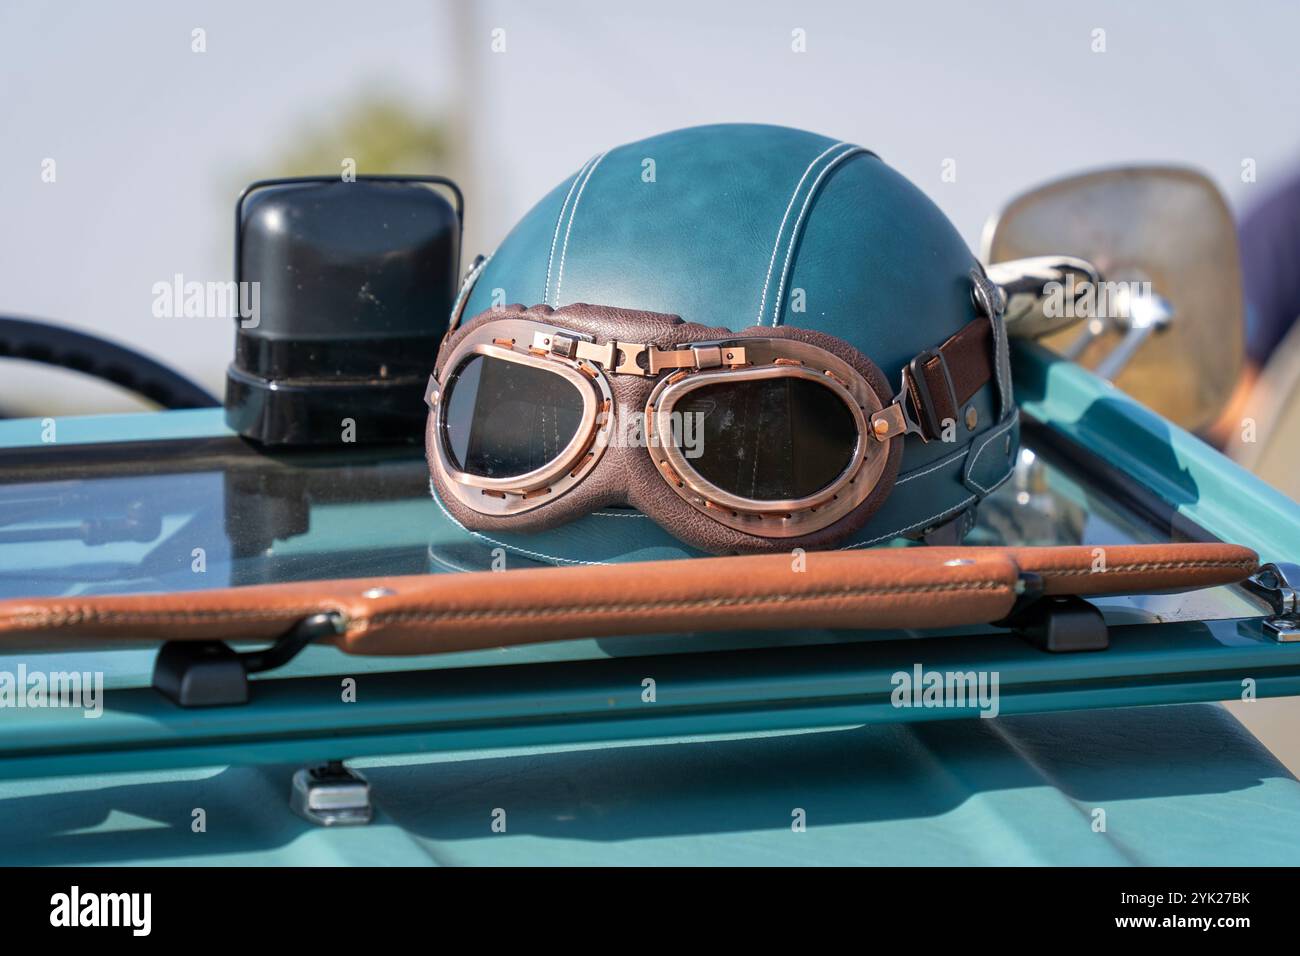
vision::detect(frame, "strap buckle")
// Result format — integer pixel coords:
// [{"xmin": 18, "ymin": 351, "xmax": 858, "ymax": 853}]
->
[
  {"xmin": 563, "ymin": 336, "xmax": 747, "ymax": 377},
  {"xmin": 906, "ymin": 347, "xmax": 958, "ymax": 442},
  {"xmin": 613, "ymin": 342, "xmax": 650, "ymax": 375}
]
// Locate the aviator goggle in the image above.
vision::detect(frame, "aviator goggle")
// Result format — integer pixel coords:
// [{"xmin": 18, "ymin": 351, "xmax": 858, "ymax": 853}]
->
[{"xmin": 426, "ymin": 281, "xmax": 1004, "ymax": 554}]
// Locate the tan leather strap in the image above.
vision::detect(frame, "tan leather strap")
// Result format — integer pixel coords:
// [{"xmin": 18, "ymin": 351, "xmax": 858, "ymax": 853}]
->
[{"xmin": 0, "ymin": 543, "xmax": 1257, "ymax": 656}]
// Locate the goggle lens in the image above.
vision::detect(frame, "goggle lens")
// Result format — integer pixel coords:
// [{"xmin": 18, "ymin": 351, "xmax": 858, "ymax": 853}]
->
[
  {"xmin": 675, "ymin": 376, "xmax": 858, "ymax": 501},
  {"xmin": 442, "ymin": 354, "xmax": 585, "ymax": 479}
]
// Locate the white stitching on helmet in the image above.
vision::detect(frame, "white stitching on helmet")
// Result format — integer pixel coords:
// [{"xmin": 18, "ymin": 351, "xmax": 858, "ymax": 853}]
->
[
  {"xmin": 771, "ymin": 145, "xmax": 867, "ymax": 326},
  {"xmin": 963, "ymin": 413, "xmax": 1018, "ymax": 495},
  {"xmin": 553, "ymin": 150, "xmax": 609, "ymax": 307},
  {"xmin": 544, "ymin": 154, "xmax": 597, "ymax": 306},
  {"xmin": 756, "ymin": 142, "xmax": 847, "ymax": 326},
  {"xmin": 838, "ymin": 495, "xmax": 979, "ymax": 550},
  {"xmin": 966, "ymin": 454, "xmax": 1014, "ymax": 501},
  {"xmin": 850, "ymin": 460, "xmax": 1009, "ymax": 552},
  {"xmin": 895, "ymin": 444, "xmax": 970, "ymax": 485},
  {"xmin": 839, "ymin": 419, "xmax": 1017, "ymax": 550},
  {"xmin": 888, "ymin": 411, "xmax": 1017, "ymax": 488}
]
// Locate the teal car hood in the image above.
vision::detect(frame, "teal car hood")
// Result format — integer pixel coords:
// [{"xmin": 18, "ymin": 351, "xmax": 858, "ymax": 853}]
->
[{"xmin": 1, "ymin": 344, "xmax": 1299, "ymax": 865}]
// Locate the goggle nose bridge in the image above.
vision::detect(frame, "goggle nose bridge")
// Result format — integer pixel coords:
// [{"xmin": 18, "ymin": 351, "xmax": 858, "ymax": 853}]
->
[{"xmin": 529, "ymin": 327, "xmax": 748, "ymax": 377}]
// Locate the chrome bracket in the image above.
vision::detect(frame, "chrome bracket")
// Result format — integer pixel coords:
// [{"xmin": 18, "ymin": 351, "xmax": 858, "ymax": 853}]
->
[
  {"xmin": 291, "ymin": 760, "xmax": 373, "ymax": 826},
  {"xmin": 1243, "ymin": 562, "xmax": 1300, "ymax": 642}
]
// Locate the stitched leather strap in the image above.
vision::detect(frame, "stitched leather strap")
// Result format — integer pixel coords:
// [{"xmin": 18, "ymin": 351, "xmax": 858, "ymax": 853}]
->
[
  {"xmin": 0, "ymin": 543, "xmax": 1257, "ymax": 656},
  {"xmin": 903, "ymin": 317, "xmax": 995, "ymax": 440}
]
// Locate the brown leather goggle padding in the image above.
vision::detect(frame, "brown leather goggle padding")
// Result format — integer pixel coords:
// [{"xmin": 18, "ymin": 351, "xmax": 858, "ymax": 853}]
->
[{"xmin": 428, "ymin": 302, "xmax": 903, "ymax": 555}]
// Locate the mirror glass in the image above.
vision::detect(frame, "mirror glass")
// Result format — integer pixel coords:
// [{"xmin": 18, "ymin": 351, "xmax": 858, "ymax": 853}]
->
[{"xmin": 982, "ymin": 166, "xmax": 1244, "ymax": 432}]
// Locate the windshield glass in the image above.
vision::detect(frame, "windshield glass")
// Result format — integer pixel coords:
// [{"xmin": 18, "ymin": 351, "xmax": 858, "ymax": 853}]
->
[{"xmin": 0, "ymin": 421, "xmax": 1264, "ymax": 685}]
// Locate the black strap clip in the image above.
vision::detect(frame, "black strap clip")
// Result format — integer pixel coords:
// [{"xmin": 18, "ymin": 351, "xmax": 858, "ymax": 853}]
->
[
  {"xmin": 906, "ymin": 347, "xmax": 959, "ymax": 441},
  {"xmin": 152, "ymin": 611, "xmax": 345, "ymax": 708},
  {"xmin": 994, "ymin": 575, "xmax": 1110, "ymax": 653}
]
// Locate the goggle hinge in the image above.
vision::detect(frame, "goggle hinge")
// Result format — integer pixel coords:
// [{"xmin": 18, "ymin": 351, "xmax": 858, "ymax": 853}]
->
[
  {"xmin": 692, "ymin": 345, "xmax": 723, "ymax": 369},
  {"xmin": 869, "ymin": 403, "xmax": 909, "ymax": 442},
  {"xmin": 532, "ymin": 329, "xmax": 594, "ymax": 360}
]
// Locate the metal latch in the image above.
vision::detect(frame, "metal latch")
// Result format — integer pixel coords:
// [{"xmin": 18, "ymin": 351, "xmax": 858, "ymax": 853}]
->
[
  {"xmin": 1243, "ymin": 562, "xmax": 1300, "ymax": 642},
  {"xmin": 291, "ymin": 761, "xmax": 373, "ymax": 826},
  {"xmin": 533, "ymin": 329, "xmax": 594, "ymax": 359}
]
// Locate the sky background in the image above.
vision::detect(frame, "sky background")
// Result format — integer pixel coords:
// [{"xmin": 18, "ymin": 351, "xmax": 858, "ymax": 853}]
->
[{"xmin": 2, "ymin": 0, "xmax": 1298, "ymax": 413}]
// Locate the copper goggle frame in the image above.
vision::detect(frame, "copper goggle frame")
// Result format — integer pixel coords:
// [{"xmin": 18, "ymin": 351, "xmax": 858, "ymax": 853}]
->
[{"xmin": 427, "ymin": 318, "xmax": 892, "ymax": 537}]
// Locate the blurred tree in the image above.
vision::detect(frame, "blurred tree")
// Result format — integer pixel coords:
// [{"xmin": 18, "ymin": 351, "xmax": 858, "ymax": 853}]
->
[
  {"xmin": 225, "ymin": 88, "xmax": 475, "ymax": 279},
  {"xmin": 258, "ymin": 92, "xmax": 453, "ymax": 176}
]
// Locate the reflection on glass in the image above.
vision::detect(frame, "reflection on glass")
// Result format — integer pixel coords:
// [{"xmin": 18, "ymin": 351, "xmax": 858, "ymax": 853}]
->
[{"xmin": 0, "ymin": 431, "xmax": 1247, "ymax": 627}]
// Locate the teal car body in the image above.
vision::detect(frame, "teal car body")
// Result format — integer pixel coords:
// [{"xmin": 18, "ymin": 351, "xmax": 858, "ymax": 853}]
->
[{"xmin": 1, "ymin": 342, "xmax": 1298, "ymax": 865}]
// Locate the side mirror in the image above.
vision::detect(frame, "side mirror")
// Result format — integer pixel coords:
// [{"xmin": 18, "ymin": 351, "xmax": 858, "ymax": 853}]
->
[{"xmin": 982, "ymin": 166, "xmax": 1244, "ymax": 432}]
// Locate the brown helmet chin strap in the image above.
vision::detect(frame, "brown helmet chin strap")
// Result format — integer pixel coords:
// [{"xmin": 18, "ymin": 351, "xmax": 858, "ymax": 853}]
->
[{"xmin": 869, "ymin": 316, "xmax": 998, "ymax": 444}]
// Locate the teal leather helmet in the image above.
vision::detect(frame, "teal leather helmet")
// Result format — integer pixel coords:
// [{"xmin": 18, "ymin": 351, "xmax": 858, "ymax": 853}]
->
[{"xmin": 431, "ymin": 123, "xmax": 1016, "ymax": 566}]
